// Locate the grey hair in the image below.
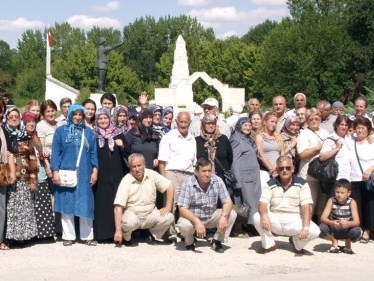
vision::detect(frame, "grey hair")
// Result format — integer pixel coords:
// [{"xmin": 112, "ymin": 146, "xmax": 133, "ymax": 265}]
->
[
  {"xmin": 128, "ymin": 153, "xmax": 145, "ymax": 166},
  {"xmin": 276, "ymin": 155, "xmax": 293, "ymax": 164}
]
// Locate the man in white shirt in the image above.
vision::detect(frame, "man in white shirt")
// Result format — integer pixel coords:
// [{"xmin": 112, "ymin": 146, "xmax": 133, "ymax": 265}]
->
[{"xmin": 285, "ymin": 92, "xmax": 307, "ymax": 118}]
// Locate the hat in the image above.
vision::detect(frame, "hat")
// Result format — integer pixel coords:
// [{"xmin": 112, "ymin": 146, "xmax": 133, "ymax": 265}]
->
[
  {"xmin": 232, "ymin": 104, "xmax": 243, "ymax": 114},
  {"xmin": 332, "ymin": 101, "xmax": 344, "ymax": 109},
  {"xmin": 202, "ymin": 97, "xmax": 219, "ymax": 108}
]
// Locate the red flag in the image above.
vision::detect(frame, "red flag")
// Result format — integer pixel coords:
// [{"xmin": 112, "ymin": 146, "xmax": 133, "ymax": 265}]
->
[{"xmin": 48, "ymin": 29, "xmax": 52, "ymax": 47}]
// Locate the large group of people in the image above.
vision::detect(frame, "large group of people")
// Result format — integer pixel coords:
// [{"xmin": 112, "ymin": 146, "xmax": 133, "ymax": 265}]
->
[{"xmin": 0, "ymin": 88, "xmax": 373, "ymax": 256}]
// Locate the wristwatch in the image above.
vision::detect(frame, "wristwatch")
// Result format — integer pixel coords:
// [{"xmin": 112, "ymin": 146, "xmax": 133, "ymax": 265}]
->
[{"xmin": 221, "ymin": 212, "xmax": 228, "ymax": 218}]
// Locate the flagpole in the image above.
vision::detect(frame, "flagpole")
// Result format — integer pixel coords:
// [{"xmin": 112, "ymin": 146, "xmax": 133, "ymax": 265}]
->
[{"xmin": 46, "ymin": 28, "xmax": 52, "ymax": 77}]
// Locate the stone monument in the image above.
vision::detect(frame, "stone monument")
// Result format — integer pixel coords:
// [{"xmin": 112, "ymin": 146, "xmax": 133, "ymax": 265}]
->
[{"xmin": 155, "ymin": 35, "xmax": 245, "ymax": 112}]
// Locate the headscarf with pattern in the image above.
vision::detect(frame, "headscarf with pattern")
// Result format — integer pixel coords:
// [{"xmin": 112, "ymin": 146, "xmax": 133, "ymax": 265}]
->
[
  {"xmin": 112, "ymin": 105, "xmax": 128, "ymax": 134},
  {"xmin": 94, "ymin": 107, "xmax": 122, "ymax": 151},
  {"xmin": 65, "ymin": 104, "xmax": 85, "ymax": 143}
]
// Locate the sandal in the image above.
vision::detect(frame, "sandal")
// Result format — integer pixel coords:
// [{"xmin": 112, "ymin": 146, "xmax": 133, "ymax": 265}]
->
[
  {"xmin": 84, "ymin": 240, "xmax": 97, "ymax": 246},
  {"xmin": 327, "ymin": 247, "xmax": 340, "ymax": 253},
  {"xmin": 342, "ymin": 247, "xmax": 354, "ymax": 255},
  {"xmin": 62, "ymin": 240, "xmax": 74, "ymax": 246},
  {"xmin": 359, "ymin": 237, "xmax": 369, "ymax": 244},
  {"xmin": 0, "ymin": 242, "xmax": 10, "ymax": 250}
]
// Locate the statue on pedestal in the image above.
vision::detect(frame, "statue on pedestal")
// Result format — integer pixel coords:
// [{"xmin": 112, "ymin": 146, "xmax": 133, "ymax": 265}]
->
[{"xmin": 96, "ymin": 37, "xmax": 123, "ymax": 92}]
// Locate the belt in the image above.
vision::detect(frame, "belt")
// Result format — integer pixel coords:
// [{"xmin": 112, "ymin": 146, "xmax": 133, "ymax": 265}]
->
[{"xmin": 168, "ymin": 170, "xmax": 193, "ymax": 175}]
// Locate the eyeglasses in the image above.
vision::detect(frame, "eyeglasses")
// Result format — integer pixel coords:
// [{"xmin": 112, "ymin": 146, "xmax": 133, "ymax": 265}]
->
[{"xmin": 277, "ymin": 166, "xmax": 292, "ymax": 171}]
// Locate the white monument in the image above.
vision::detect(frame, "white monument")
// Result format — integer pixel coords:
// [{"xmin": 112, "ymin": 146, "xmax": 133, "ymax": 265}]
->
[{"xmin": 155, "ymin": 35, "xmax": 245, "ymax": 112}]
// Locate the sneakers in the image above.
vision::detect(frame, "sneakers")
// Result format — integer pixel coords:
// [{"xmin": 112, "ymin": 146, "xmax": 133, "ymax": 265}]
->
[
  {"xmin": 212, "ymin": 240, "xmax": 224, "ymax": 253},
  {"xmin": 256, "ymin": 245, "xmax": 276, "ymax": 254}
]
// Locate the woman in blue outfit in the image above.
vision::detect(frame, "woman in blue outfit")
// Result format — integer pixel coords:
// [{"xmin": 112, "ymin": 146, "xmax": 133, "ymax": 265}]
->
[
  {"xmin": 230, "ymin": 117, "xmax": 261, "ymax": 236},
  {"xmin": 51, "ymin": 104, "xmax": 98, "ymax": 246}
]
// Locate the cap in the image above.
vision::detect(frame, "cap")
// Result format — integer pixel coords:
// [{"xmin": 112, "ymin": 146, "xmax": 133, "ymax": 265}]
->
[
  {"xmin": 202, "ymin": 97, "xmax": 219, "ymax": 108},
  {"xmin": 232, "ymin": 104, "xmax": 243, "ymax": 114},
  {"xmin": 332, "ymin": 101, "xmax": 344, "ymax": 109}
]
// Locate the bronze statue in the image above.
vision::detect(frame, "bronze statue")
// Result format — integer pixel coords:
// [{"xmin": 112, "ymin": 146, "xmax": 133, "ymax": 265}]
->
[{"xmin": 96, "ymin": 37, "xmax": 123, "ymax": 92}]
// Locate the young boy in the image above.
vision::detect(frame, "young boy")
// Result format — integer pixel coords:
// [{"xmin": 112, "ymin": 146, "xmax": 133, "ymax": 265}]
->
[{"xmin": 319, "ymin": 179, "xmax": 362, "ymax": 254}]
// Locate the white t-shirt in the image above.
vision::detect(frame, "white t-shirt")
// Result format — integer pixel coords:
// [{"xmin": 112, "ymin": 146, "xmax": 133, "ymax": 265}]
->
[
  {"xmin": 347, "ymin": 136, "xmax": 374, "ymax": 181},
  {"xmin": 36, "ymin": 120, "xmax": 57, "ymax": 156}
]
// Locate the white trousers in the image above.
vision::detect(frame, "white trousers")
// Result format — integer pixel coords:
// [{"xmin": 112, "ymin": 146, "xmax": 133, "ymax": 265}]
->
[
  {"xmin": 253, "ymin": 211, "xmax": 320, "ymax": 251},
  {"xmin": 61, "ymin": 214, "xmax": 93, "ymax": 241}
]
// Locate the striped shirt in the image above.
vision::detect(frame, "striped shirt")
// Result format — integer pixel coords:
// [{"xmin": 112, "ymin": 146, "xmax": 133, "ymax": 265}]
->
[
  {"xmin": 178, "ymin": 174, "xmax": 230, "ymax": 220},
  {"xmin": 329, "ymin": 197, "xmax": 352, "ymax": 221}
]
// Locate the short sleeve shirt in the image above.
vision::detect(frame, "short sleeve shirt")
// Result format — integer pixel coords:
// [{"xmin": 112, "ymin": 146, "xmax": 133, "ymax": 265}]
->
[
  {"xmin": 260, "ymin": 176, "xmax": 313, "ymax": 218},
  {"xmin": 114, "ymin": 169, "xmax": 171, "ymax": 214},
  {"xmin": 178, "ymin": 174, "xmax": 230, "ymax": 220}
]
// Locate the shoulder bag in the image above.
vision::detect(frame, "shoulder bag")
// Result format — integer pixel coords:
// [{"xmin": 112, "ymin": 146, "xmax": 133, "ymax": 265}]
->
[
  {"xmin": 59, "ymin": 129, "xmax": 85, "ymax": 188},
  {"xmin": 0, "ymin": 127, "xmax": 11, "ymax": 187},
  {"xmin": 354, "ymin": 141, "xmax": 374, "ymax": 192},
  {"xmin": 215, "ymin": 158, "xmax": 237, "ymax": 188},
  {"xmin": 307, "ymin": 137, "xmax": 339, "ymax": 181}
]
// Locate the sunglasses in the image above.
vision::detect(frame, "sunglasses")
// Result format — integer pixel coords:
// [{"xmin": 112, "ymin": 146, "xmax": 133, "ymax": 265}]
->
[{"xmin": 277, "ymin": 166, "xmax": 292, "ymax": 171}]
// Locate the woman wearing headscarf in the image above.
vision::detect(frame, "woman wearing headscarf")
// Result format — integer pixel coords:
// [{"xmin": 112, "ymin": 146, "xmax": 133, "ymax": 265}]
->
[
  {"xmin": 112, "ymin": 105, "xmax": 129, "ymax": 134},
  {"xmin": 281, "ymin": 115, "xmax": 301, "ymax": 171},
  {"xmin": 23, "ymin": 112, "xmax": 55, "ymax": 241},
  {"xmin": 2, "ymin": 107, "xmax": 38, "ymax": 245},
  {"xmin": 124, "ymin": 108, "xmax": 161, "ymax": 169},
  {"xmin": 93, "ymin": 108, "xmax": 128, "ymax": 242},
  {"xmin": 195, "ymin": 113, "xmax": 233, "ymax": 182},
  {"xmin": 230, "ymin": 117, "xmax": 261, "ymax": 236},
  {"xmin": 160, "ymin": 106, "xmax": 174, "ymax": 135},
  {"xmin": 0, "ymin": 98, "xmax": 15, "ymax": 250},
  {"xmin": 51, "ymin": 104, "xmax": 98, "ymax": 246}
]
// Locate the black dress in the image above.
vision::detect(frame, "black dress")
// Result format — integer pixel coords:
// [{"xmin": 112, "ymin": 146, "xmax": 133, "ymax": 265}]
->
[
  {"xmin": 93, "ymin": 134, "xmax": 128, "ymax": 241},
  {"xmin": 195, "ymin": 135, "xmax": 233, "ymax": 181}
]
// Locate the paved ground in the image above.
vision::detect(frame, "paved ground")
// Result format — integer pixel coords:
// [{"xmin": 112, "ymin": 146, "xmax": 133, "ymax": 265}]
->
[{"xmin": 1, "ymin": 235, "xmax": 373, "ymax": 281}]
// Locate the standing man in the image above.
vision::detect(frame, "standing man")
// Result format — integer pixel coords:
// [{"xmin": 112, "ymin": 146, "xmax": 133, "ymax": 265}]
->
[
  {"xmin": 272, "ymin": 96, "xmax": 287, "ymax": 131},
  {"xmin": 296, "ymin": 107, "xmax": 308, "ymax": 129},
  {"xmin": 177, "ymin": 158, "xmax": 237, "ymax": 253},
  {"xmin": 349, "ymin": 96, "xmax": 370, "ymax": 121},
  {"xmin": 113, "ymin": 153, "xmax": 175, "ymax": 246},
  {"xmin": 285, "ymin": 92, "xmax": 307, "ymax": 117},
  {"xmin": 96, "ymin": 37, "xmax": 123, "ymax": 92},
  {"xmin": 189, "ymin": 97, "xmax": 231, "ymax": 138},
  {"xmin": 317, "ymin": 100, "xmax": 336, "ymax": 134},
  {"xmin": 56, "ymin": 97, "xmax": 72, "ymax": 127},
  {"xmin": 253, "ymin": 155, "xmax": 320, "ymax": 254},
  {"xmin": 158, "ymin": 111, "xmax": 197, "ymax": 238}
]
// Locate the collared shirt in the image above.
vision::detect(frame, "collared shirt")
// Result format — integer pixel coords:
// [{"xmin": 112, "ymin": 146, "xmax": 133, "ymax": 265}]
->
[
  {"xmin": 178, "ymin": 174, "xmax": 230, "ymax": 220},
  {"xmin": 114, "ymin": 168, "xmax": 171, "ymax": 214},
  {"xmin": 158, "ymin": 128, "xmax": 196, "ymax": 173},
  {"xmin": 260, "ymin": 175, "xmax": 313, "ymax": 218}
]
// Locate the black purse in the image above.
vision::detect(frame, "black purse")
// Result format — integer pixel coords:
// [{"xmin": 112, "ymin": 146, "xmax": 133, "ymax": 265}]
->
[
  {"xmin": 307, "ymin": 136, "xmax": 339, "ymax": 181},
  {"xmin": 215, "ymin": 158, "xmax": 237, "ymax": 188}
]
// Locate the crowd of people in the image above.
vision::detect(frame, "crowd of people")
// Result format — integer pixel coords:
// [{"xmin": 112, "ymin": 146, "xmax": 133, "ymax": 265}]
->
[{"xmin": 0, "ymin": 88, "xmax": 373, "ymax": 255}]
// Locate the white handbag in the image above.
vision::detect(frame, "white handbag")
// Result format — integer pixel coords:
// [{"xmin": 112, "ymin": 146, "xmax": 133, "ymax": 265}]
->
[{"xmin": 59, "ymin": 129, "xmax": 84, "ymax": 188}]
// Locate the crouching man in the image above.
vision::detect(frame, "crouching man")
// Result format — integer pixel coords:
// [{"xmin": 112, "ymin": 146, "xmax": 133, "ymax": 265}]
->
[
  {"xmin": 177, "ymin": 157, "xmax": 237, "ymax": 253},
  {"xmin": 113, "ymin": 153, "xmax": 175, "ymax": 246},
  {"xmin": 253, "ymin": 155, "xmax": 320, "ymax": 254}
]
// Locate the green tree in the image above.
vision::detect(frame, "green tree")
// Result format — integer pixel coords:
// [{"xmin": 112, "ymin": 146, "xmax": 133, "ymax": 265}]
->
[
  {"xmin": 242, "ymin": 20, "xmax": 279, "ymax": 45},
  {"xmin": 0, "ymin": 40, "xmax": 14, "ymax": 87}
]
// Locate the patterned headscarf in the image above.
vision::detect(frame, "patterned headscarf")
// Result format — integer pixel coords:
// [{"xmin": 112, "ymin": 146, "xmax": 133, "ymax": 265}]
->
[
  {"xmin": 282, "ymin": 115, "xmax": 300, "ymax": 136},
  {"xmin": 22, "ymin": 111, "xmax": 45, "ymax": 164},
  {"xmin": 66, "ymin": 104, "xmax": 85, "ymax": 143},
  {"xmin": 234, "ymin": 117, "xmax": 258, "ymax": 156},
  {"xmin": 200, "ymin": 114, "xmax": 221, "ymax": 174},
  {"xmin": 3, "ymin": 107, "xmax": 29, "ymax": 142},
  {"xmin": 161, "ymin": 106, "xmax": 174, "ymax": 134},
  {"xmin": 112, "ymin": 105, "xmax": 128, "ymax": 133},
  {"xmin": 94, "ymin": 107, "xmax": 122, "ymax": 151}
]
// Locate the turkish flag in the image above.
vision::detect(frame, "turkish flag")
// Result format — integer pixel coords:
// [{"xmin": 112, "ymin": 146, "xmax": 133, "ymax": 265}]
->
[{"xmin": 48, "ymin": 29, "xmax": 52, "ymax": 47}]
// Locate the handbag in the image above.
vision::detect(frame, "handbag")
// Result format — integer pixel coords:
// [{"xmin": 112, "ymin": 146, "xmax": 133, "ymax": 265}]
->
[
  {"xmin": 0, "ymin": 162, "xmax": 11, "ymax": 187},
  {"xmin": 354, "ymin": 141, "xmax": 374, "ymax": 192},
  {"xmin": 215, "ymin": 158, "xmax": 237, "ymax": 188},
  {"xmin": 59, "ymin": 129, "xmax": 84, "ymax": 188},
  {"xmin": 307, "ymin": 137, "xmax": 339, "ymax": 181}
]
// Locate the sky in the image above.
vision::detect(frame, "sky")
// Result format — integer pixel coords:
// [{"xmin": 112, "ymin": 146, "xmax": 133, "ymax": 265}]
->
[{"xmin": 0, "ymin": 0, "xmax": 290, "ymax": 49}]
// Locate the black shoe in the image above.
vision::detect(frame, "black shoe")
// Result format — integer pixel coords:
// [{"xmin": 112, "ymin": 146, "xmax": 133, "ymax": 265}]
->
[
  {"xmin": 185, "ymin": 243, "xmax": 195, "ymax": 251},
  {"xmin": 256, "ymin": 245, "xmax": 276, "ymax": 254},
  {"xmin": 145, "ymin": 234, "xmax": 156, "ymax": 245},
  {"xmin": 212, "ymin": 240, "xmax": 224, "ymax": 253},
  {"xmin": 123, "ymin": 239, "xmax": 135, "ymax": 247},
  {"xmin": 289, "ymin": 237, "xmax": 304, "ymax": 255}
]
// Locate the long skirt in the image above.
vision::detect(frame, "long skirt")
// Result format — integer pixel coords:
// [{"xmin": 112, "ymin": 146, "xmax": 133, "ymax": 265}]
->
[
  {"xmin": 6, "ymin": 181, "xmax": 37, "ymax": 240},
  {"xmin": 33, "ymin": 181, "xmax": 55, "ymax": 238}
]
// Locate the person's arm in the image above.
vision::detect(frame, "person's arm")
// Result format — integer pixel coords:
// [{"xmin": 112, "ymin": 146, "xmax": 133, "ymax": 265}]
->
[
  {"xmin": 7, "ymin": 152, "xmax": 16, "ymax": 184},
  {"xmin": 320, "ymin": 198, "xmax": 339, "ymax": 228},
  {"xmin": 159, "ymin": 184, "xmax": 174, "ymax": 216},
  {"xmin": 158, "ymin": 160, "xmax": 166, "ymax": 176},
  {"xmin": 217, "ymin": 199, "xmax": 233, "ymax": 233},
  {"xmin": 340, "ymin": 199, "xmax": 360, "ymax": 228},
  {"xmin": 90, "ymin": 167, "xmax": 98, "ymax": 186},
  {"xmin": 319, "ymin": 139, "xmax": 342, "ymax": 161},
  {"xmin": 258, "ymin": 201, "xmax": 271, "ymax": 231},
  {"xmin": 113, "ymin": 204, "xmax": 124, "ymax": 243},
  {"xmin": 179, "ymin": 206, "xmax": 206, "ymax": 239},
  {"xmin": 299, "ymin": 204, "xmax": 312, "ymax": 239}
]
